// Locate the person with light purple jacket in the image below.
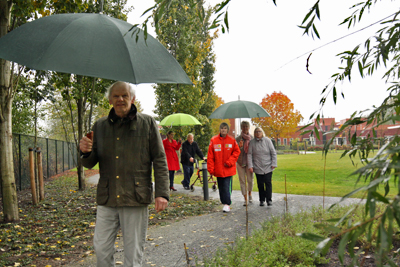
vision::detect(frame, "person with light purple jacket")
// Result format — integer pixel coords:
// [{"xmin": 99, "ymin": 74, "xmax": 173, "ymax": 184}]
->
[{"xmin": 247, "ymin": 127, "xmax": 277, "ymax": 207}]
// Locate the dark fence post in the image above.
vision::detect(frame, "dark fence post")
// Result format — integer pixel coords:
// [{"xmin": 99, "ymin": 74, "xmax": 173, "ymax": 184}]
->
[
  {"xmin": 18, "ymin": 134, "xmax": 22, "ymax": 191},
  {"xmin": 62, "ymin": 141, "xmax": 65, "ymax": 173},
  {"xmin": 37, "ymin": 147, "xmax": 44, "ymax": 201},
  {"xmin": 46, "ymin": 138, "xmax": 49, "ymax": 179},
  {"xmin": 68, "ymin": 142, "xmax": 70, "ymax": 170},
  {"xmin": 55, "ymin": 140, "xmax": 58, "ymax": 174},
  {"xmin": 202, "ymin": 161, "xmax": 209, "ymax": 201}
]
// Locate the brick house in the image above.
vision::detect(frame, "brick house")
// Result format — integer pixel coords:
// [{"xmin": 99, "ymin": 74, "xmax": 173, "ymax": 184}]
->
[{"xmin": 272, "ymin": 118, "xmax": 400, "ymax": 147}]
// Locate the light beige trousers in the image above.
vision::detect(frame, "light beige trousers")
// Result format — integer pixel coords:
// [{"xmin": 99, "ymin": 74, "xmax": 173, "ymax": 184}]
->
[
  {"xmin": 94, "ymin": 205, "xmax": 148, "ymax": 267},
  {"xmin": 236, "ymin": 163, "xmax": 254, "ymax": 196}
]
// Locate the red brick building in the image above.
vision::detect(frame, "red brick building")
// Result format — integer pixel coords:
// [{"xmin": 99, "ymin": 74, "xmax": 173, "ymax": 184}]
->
[{"xmin": 273, "ymin": 118, "xmax": 400, "ymax": 147}]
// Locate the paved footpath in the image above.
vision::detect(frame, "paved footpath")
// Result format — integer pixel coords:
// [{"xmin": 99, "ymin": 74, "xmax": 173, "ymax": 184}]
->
[{"xmin": 67, "ymin": 174, "xmax": 362, "ymax": 267}]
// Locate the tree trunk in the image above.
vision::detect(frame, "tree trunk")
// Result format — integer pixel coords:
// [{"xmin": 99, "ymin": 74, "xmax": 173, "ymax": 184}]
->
[
  {"xmin": 0, "ymin": 0, "xmax": 19, "ymax": 222},
  {"xmin": 0, "ymin": 99, "xmax": 19, "ymax": 222},
  {"xmin": 77, "ymin": 97, "xmax": 86, "ymax": 190}
]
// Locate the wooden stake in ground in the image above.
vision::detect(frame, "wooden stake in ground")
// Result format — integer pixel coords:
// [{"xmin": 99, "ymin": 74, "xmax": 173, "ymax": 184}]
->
[
  {"xmin": 29, "ymin": 148, "xmax": 37, "ymax": 205},
  {"xmin": 284, "ymin": 174, "xmax": 288, "ymax": 214},
  {"xmin": 37, "ymin": 147, "xmax": 44, "ymax": 201},
  {"xmin": 323, "ymin": 156, "xmax": 326, "ymax": 209},
  {"xmin": 245, "ymin": 176, "xmax": 248, "ymax": 240},
  {"xmin": 184, "ymin": 243, "xmax": 190, "ymax": 265}
]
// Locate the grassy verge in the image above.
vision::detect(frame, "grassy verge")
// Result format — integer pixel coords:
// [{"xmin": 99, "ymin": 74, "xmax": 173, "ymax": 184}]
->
[
  {"xmin": 193, "ymin": 151, "xmax": 397, "ymax": 198},
  {"xmin": 0, "ymin": 170, "xmax": 219, "ymax": 267},
  {"xmin": 201, "ymin": 204, "xmax": 400, "ymax": 266},
  {"xmin": 82, "ymin": 151, "xmax": 388, "ymax": 198}
]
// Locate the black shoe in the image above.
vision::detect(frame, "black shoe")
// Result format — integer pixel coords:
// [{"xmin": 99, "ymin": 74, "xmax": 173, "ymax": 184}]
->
[
  {"xmin": 267, "ymin": 201, "xmax": 272, "ymax": 206},
  {"xmin": 181, "ymin": 181, "xmax": 185, "ymax": 188},
  {"xmin": 184, "ymin": 186, "xmax": 190, "ymax": 190},
  {"xmin": 260, "ymin": 201, "xmax": 265, "ymax": 206}
]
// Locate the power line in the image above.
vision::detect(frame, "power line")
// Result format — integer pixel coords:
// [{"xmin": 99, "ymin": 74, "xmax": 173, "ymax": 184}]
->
[{"xmin": 274, "ymin": 11, "xmax": 399, "ymax": 72}]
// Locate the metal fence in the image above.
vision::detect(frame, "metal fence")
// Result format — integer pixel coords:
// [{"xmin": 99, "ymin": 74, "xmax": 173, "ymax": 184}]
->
[{"xmin": 7, "ymin": 133, "xmax": 77, "ymax": 191}]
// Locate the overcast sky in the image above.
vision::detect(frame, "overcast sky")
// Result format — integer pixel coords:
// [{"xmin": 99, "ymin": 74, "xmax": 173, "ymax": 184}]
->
[{"xmin": 126, "ymin": 0, "xmax": 396, "ymax": 124}]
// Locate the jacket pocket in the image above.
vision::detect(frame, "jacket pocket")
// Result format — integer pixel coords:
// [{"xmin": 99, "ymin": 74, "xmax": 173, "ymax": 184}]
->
[
  {"xmin": 134, "ymin": 177, "xmax": 154, "ymax": 204},
  {"xmin": 96, "ymin": 179, "xmax": 109, "ymax": 205}
]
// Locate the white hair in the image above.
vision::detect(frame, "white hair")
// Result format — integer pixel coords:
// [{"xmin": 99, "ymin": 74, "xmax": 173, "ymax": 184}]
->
[{"xmin": 106, "ymin": 81, "xmax": 136, "ymax": 100}]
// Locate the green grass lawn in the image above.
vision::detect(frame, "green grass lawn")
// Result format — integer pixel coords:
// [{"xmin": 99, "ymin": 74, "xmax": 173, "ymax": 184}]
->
[
  {"xmin": 77, "ymin": 150, "xmax": 396, "ymax": 198},
  {"xmin": 191, "ymin": 151, "xmax": 397, "ymax": 198}
]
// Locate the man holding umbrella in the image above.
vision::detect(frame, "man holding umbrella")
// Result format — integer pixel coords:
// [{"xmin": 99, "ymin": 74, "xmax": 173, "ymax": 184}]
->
[{"xmin": 79, "ymin": 81, "xmax": 169, "ymax": 267}]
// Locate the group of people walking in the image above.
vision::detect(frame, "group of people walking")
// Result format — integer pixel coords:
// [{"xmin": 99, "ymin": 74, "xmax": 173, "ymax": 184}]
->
[{"xmin": 163, "ymin": 120, "xmax": 278, "ymax": 212}]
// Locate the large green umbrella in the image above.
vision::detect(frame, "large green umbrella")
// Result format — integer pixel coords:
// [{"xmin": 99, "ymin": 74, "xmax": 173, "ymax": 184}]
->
[
  {"xmin": 159, "ymin": 113, "xmax": 201, "ymax": 127},
  {"xmin": 209, "ymin": 100, "xmax": 270, "ymax": 119},
  {"xmin": 0, "ymin": 13, "xmax": 192, "ymax": 85}
]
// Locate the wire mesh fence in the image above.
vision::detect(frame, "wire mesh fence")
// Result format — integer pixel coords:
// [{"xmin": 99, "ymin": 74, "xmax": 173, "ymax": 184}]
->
[{"xmin": 5, "ymin": 133, "xmax": 78, "ymax": 192}]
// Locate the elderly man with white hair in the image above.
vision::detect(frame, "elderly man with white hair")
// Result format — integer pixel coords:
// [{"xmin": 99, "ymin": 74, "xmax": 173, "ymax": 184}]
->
[{"xmin": 79, "ymin": 81, "xmax": 169, "ymax": 267}]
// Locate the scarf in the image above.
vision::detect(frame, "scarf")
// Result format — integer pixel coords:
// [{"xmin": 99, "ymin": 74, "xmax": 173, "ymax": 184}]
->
[{"xmin": 242, "ymin": 132, "xmax": 251, "ymax": 153}]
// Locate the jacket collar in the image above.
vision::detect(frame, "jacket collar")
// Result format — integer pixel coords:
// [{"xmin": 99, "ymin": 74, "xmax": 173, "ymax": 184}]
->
[{"xmin": 108, "ymin": 104, "xmax": 137, "ymax": 124}]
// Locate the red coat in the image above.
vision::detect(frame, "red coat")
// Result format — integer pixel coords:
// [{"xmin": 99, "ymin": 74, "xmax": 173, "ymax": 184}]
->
[
  {"xmin": 207, "ymin": 134, "xmax": 240, "ymax": 178},
  {"xmin": 162, "ymin": 138, "xmax": 182, "ymax": 171}
]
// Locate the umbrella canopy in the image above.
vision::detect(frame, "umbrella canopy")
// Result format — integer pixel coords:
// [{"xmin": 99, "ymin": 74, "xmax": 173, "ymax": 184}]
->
[
  {"xmin": 209, "ymin": 100, "xmax": 270, "ymax": 119},
  {"xmin": 159, "ymin": 113, "xmax": 201, "ymax": 127},
  {"xmin": 0, "ymin": 13, "xmax": 192, "ymax": 85}
]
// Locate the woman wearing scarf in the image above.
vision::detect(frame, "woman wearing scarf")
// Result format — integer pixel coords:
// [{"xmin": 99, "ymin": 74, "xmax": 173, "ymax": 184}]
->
[{"xmin": 235, "ymin": 121, "xmax": 254, "ymax": 206}]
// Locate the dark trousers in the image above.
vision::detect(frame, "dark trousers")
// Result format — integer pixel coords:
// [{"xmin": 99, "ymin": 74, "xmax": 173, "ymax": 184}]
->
[
  {"xmin": 169, "ymin": 170, "xmax": 175, "ymax": 187},
  {"xmin": 255, "ymin": 172, "xmax": 272, "ymax": 202},
  {"xmin": 217, "ymin": 176, "xmax": 232, "ymax": 205},
  {"xmin": 182, "ymin": 164, "xmax": 194, "ymax": 187}
]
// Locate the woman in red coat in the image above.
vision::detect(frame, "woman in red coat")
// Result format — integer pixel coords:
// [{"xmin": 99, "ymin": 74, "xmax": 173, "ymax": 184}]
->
[{"xmin": 163, "ymin": 131, "xmax": 182, "ymax": 191}]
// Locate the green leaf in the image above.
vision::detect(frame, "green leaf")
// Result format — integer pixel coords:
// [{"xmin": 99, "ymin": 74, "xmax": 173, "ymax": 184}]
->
[
  {"xmin": 370, "ymin": 191, "xmax": 390, "ymax": 204},
  {"xmin": 141, "ymin": 4, "xmax": 157, "ymax": 16},
  {"xmin": 315, "ymin": 238, "xmax": 333, "ymax": 257},
  {"xmin": 312, "ymin": 23, "xmax": 320, "ymax": 39},
  {"xmin": 379, "ymin": 219, "xmax": 389, "ymax": 253},
  {"xmin": 301, "ymin": 8, "xmax": 314, "ymax": 24},
  {"xmin": 215, "ymin": 0, "xmax": 230, "ymax": 13},
  {"xmin": 224, "ymin": 10, "xmax": 229, "ymax": 32},
  {"xmin": 325, "ymin": 217, "xmax": 341, "ymax": 223},
  {"xmin": 314, "ymin": 126, "xmax": 320, "ymax": 140},
  {"xmin": 358, "ymin": 61, "xmax": 364, "ymax": 77},
  {"xmin": 315, "ymin": 2, "xmax": 320, "ymax": 19},
  {"xmin": 338, "ymin": 232, "xmax": 350, "ymax": 265},
  {"xmin": 313, "ymin": 223, "xmax": 341, "ymax": 233},
  {"xmin": 333, "ymin": 87, "xmax": 337, "ymax": 104},
  {"xmin": 297, "ymin": 232, "xmax": 326, "ymax": 242}
]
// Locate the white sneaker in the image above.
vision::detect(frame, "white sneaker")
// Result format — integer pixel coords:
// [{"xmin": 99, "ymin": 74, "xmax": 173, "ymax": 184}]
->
[
  {"xmin": 249, "ymin": 195, "xmax": 253, "ymax": 203},
  {"xmin": 222, "ymin": 205, "xmax": 231, "ymax": 212}
]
